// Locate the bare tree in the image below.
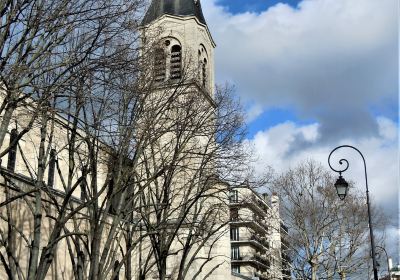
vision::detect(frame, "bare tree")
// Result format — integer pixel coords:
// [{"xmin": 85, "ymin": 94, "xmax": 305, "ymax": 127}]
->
[
  {"xmin": 270, "ymin": 160, "xmax": 387, "ymax": 280},
  {"xmin": 131, "ymin": 79, "xmax": 247, "ymax": 279},
  {"xmin": 0, "ymin": 1, "xmax": 147, "ymax": 279}
]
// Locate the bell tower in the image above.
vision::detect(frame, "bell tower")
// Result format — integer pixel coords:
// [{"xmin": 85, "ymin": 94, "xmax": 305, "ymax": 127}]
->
[
  {"xmin": 138, "ymin": 2, "xmax": 231, "ymax": 280},
  {"xmin": 141, "ymin": 0, "xmax": 216, "ymax": 97}
]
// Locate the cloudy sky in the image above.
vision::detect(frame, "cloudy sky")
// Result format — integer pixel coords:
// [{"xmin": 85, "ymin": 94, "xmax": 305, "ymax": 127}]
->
[{"xmin": 200, "ymin": 0, "xmax": 399, "ymax": 262}]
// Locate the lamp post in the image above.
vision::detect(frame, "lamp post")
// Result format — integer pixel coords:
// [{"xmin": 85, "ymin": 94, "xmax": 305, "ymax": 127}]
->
[
  {"xmin": 328, "ymin": 145, "xmax": 378, "ymax": 280},
  {"xmin": 376, "ymin": 245, "xmax": 391, "ymax": 280}
]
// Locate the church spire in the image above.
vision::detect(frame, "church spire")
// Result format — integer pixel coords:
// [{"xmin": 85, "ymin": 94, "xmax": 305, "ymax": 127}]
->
[{"xmin": 142, "ymin": 0, "xmax": 207, "ymax": 26}]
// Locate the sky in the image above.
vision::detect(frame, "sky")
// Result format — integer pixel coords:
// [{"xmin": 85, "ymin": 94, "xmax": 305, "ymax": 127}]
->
[{"xmin": 200, "ymin": 0, "xmax": 399, "ymax": 264}]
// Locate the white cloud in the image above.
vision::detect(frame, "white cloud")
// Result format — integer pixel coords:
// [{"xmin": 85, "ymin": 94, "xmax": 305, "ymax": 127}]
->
[
  {"xmin": 377, "ymin": 116, "xmax": 398, "ymax": 141},
  {"xmin": 246, "ymin": 117, "xmax": 399, "ymax": 260},
  {"xmin": 203, "ymin": 0, "xmax": 398, "ymax": 141},
  {"xmin": 247, "ymin": 117, "xmax": 398, "ymax": 209},
  {"xmin": 246, "ymin": 104, "xmax": 264, "ymax": 123}
]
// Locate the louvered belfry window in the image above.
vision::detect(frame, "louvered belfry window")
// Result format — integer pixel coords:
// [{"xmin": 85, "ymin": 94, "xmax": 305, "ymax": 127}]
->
[
  {"xmin": 202, "ymin": 58, "xmax": 207, "ymax": 87},
  {"xmin": 170, "ymin": 45, "xmax": 182, "ymax": 80},
  {"xmin": 154, "ymin": 48, "xmax": 166, "ymax": 82}
]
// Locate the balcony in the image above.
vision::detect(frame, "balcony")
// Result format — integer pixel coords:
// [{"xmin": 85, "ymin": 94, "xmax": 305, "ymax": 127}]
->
[
  {"xmin": 253, "ymin": 215, "xmax": 269, "ymax": 231},
  {"xmin": 230, "ymin": 235, "xmax": 269, "ymax": 252},
  {"xmin": 230, "ymin": 217, "xmax": 268, "ymax": 235},
  {"xmin": 229, "ymin": 195, "xmax": 269, "ymax": 217},
  {"xmin": 251, "ymin": 235, "xmax": 269, "ymax": 250},
  {"xmin": 231, "ymin": 254, "xmax": 270, "ymax": 271},
  {"xmin": 251, "ymin": 194, "xmax": 270, "ymax": 212}
]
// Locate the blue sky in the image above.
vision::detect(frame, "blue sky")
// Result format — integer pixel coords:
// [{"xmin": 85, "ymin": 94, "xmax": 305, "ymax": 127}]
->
[
  {"xmin": 216, "ymin": 0, "xmax": 302, "ymax": 14},
  {"xmin": 201, "ymin": 0, "xmax": 399, "ymax": 263}
]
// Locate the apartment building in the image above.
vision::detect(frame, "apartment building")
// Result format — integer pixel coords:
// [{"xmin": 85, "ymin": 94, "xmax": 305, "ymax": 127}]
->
[{"xmin": 229, "ymin": 185, "xmax": 291, "ymax": 280}]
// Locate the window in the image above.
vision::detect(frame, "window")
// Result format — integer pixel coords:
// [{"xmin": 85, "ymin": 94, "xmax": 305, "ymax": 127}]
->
[
  {"xmin": 231, "ymin": 264, "xmax": 240, "ymax": 273},
  {"xmin": 198, "ymin": 45, "xmax": 208, "ymax": 88},
  {"xmin": 230, "ymin": 208, "xmax": 239, "ymax": 221},
  {"xmin": 202, "ymin": 58, "xmax": 207, "ymax": 87},
  {"xmin": 230, "ymin": 227, "xmax": 239, "ymax": 241},
  {"xmin": 231, "ymin": 246, "xmax": 240, "ymax": 260},
  {"xmin": 229, "ymin": 190, "xmax": 238, "ymax": 203},
  {"xmin": 170, "ymin": 45, "xmax": 182, "ymax": 80},
  {"xmin": 80, "ymin": 166, "xmax": 87, "ymax": 201},
  {"xmin": 154, "ymin": 48, "xmax": 166, "ymax": 82},
  {"xmin": 47, "ymin": 149, "xmax": 56, "ymax": 188},
  {"xmin": 7, "ymin": 129, "xmax": 18, "ymax": 171}
]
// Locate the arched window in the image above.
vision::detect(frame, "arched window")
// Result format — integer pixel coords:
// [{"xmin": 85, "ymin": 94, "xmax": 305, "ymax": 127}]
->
[
  {"xmin": 198, "ymin": 44, "xmax": 208, "ymax": 88},
  {"xmin": 202, "ymin": 58, "xmax": 207, "ymax": 87},
  {"xmin": 170, "ymin": 45, "xmax": 182, "ymax": 80},
  {"xmin": 154, "ymin": 48, "xmax": 166, "ymax": 82}
]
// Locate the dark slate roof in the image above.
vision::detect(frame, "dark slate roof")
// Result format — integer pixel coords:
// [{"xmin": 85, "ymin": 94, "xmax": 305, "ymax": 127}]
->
[{"xmin": 142, "ymin": 0, "xmax": 207, "ymax": 26}]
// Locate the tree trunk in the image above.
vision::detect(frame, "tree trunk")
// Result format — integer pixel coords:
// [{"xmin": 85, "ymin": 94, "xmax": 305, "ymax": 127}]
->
[
  {"xmin": 77, "ymin": 251, "xmax": 84, "ymax": 280},
  {"xmin": 125, "ymin": 232, "xmax": 132, "ymax": 280},
  {"xmin": 311, "ymin": 264, "xmax": 317, "ymax": 280},
  {"xmin": 28, "ymin": 112, "xmax": 48, "ymax": 280}
]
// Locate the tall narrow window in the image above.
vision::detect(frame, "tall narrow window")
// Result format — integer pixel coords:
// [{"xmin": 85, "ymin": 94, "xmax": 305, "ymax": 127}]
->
[
  {"xmin": 231, "ymin": 264, "xmax": 240, "ymax": 273},
  {"xmin": 202, "ymin": 58, "xmax": 207, "ymax": 87},
  {"xmin": 230, "ymin": 227, "xmax": 239, "ymax": 241},
  {"xmin": 170, "ymin": 45, "xmax": 182, "ymax": 80},
  {"xmin": 231, "ymin": 246, "xmax": 240, "ymax": 260},
  {"xmin": 47, "ymin": 148, "xmax": 56, "ymax": 188},
  {"xmin": 154, "ymin": 48, "xmax": 166, "ymax": 82},
  {"xmin": 230, "ymin": 190, "xmax": 238, "ymax": 203},
  {"xmin": 7, "ymin": 129, "xmax": 17, "ymax": 171}
]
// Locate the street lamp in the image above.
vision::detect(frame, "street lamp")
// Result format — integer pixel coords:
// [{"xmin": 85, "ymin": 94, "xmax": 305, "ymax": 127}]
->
[
  {"xmin": 328, "ymin": 145, "xmax": 378, "ymax": 280},
  {"xmin": 376, "ymin": 245, "xmax": 391, "ymax": 280}
]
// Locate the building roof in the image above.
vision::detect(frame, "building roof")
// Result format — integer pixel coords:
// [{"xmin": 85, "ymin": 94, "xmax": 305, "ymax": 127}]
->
[{"xmin": 142, "ymin": 0, "xmax": 207, "ymax": 25}]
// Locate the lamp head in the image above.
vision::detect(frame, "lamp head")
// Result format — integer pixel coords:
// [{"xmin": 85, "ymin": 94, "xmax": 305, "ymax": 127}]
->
[{"xmin": 334, "ymin": 175, "xmax": 349, "ymax": 200}]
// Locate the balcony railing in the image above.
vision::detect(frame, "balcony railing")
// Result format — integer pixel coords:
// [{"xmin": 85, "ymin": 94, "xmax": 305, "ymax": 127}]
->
[
  {"xmin": 251, "ymin": 194, "xmax": 270, "ymax": 213},
  {"xmin": 251, "ymin": 235, "xmax": 269, "ymax": 250},
  {"xmin": 230, "ymin": 217, "xmax": 268, "ymax": 234},
  {"xmin": 231, "ymin": 235, "xmax": 269, "ymax": 252},
  {"xmin": 253, "ymin": 215, "xmax": 269, "ymax": 231},
  {"xmin": 231, "ymin": 254, "xmax": 270, "ymax": 271},
  {"xmin": 229, "ymin": 194, "xmax": 270, "ymax": 216}
]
